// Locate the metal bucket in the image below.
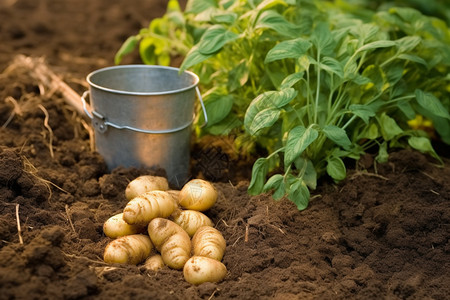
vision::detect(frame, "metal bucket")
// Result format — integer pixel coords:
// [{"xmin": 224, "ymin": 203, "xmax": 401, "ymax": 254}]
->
[{"xmin": 81, "ymin": 65, "xmax": 207, "ymax": 187}]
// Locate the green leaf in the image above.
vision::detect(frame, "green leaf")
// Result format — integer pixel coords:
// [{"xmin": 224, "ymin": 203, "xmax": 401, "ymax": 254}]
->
[
  {"xmin": 199, "ymin": 93, "xmax": 234, "ymax": 126},
  {"xmin": 415, "ymin": 90, "xmax": 450, "ymax": 120},
  {"xmin": 249, "ymin": 108, "xmax": 281, "ymax": 135},
  {"xmin": 319, "ymin": 57, "xmax": 344, "ymax": 78},
  {"xmin": 396, "ymin": 36, "xmax": 422, "ymax": 53},
  {"xmin": 228, "ymin": 60, "xmax": 249, "ymax": 92},
  {"xmin": 284, "ymin": 125, "xmax": 319, "ymax": 166},
  {"xmin": 287, "ymin": 180, "xmax": 310, "ymax": 210},
  {"xmin": 138, "ymin": 37, "xmax": 157, "ymax": 65},
  {"xmin": 256, "ymin": 0, "xmax": 288, "ymax": 10},
  {"xmin": 294, "ymin": 157, "xmax": 317, "ymax": 190},
  {"xmin": 186, "ymin": 0, "xmax": 218, "ymax": 14},
  {"xmin": 115, "ymin": 36, "xmax": 139, "ymax": 64},
  {"xmin": 323, "ymin": 125, "xmax": 351, "ymax": 150},
  {"xmin": 180, "ymin": 46, "xmax": 213, "ymax": 72},
  {"xmin": 265, "ymin": 38, "xmax": 312, "ymax": 63},
  {"xmin": 255, "ymin": 10, "xmax": 297, "ymax": 37},
  {"xmin": 245, "ymin": 89, "xmax": 297, "ymax": 134},
  {"xmin": 379, "ymin": 113, "xmax": 403, "ymax": 140},
  {"xmin": 280, "ymin": 72, "xmax": 305, "ymax": 89},
  {"xmin": 349, "ymin": 104, "xmax": 376, "ymax": 124},
  {"xmin": 408, "ymin": 136, "xmax": 443, "ymax": 164},
  {"xmin": 375, "ymin": 141, "xmax": 389, "ymax": 163},
  {"xmin": 356, "ymin": 40, "xmax": 396, "ymax": 53},
  {"xmin": 263, "ymin": 174, "xmax": 285, "ymax": 200},
  {"xmin": 358, "ymin": 123, "xmax": 379, "ymax": 140},
  {"xmin": 197, "ymin": 25, "xmax": 239, "ymax": 55},
  {"xmin": 311, "ymin": 22, "xmax": 335, "ymax": 55},
  {"xmin": 326, "ymin": 156, "xmax": 346, "ymax": 181},
  {"xmin": 248, "ymin": 158, "xmax": 269, "ymax": 195},
  {"xmin": 204, "ymin": 113, "xmax": 241, "ymax": 135},
  {"xmin": 211, "ymin": 12, "xmax": 238, "ymax": 24},
  {"xmin": 397, "ymin": 54, "xmax": 428, "ymax": 66}
]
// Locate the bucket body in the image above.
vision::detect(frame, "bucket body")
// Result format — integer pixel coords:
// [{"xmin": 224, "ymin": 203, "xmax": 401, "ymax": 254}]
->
[{"xmin": 85, "ymin": 65, "xmax": 200, "ymax": 187}]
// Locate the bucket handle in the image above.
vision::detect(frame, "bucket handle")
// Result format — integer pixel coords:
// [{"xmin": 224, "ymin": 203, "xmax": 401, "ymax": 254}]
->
[{"xmin": 81, "ymin": 88, "xmax": 208, "ymax": 133}]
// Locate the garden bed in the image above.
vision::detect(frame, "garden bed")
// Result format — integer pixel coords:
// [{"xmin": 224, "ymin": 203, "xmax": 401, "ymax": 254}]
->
[{"xmin": 1, "ymin": 1, "xmax": 449, "ymax": 299}]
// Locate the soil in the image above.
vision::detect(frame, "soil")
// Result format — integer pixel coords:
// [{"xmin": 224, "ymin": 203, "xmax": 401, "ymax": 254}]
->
[{"xmin": 1, "ymin": 0, "xmax": 449, "ymax": 299}]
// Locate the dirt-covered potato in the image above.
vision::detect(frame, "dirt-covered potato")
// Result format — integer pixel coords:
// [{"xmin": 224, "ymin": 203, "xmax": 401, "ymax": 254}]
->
[
  {"xmin": 147, "ymin": 218, "xmax": 191, "ymax": 270},
  {"xmin": 123, "ymin": 190, "xmax": 177, "ymax": 225},
  {"xmin": 103, "ymin": 234, "xmax": 152, "ymax": 265},
  {"xmin": 125, "ymin": 175, "xmax": 169, "ymax": 200},
  {"xmin": 143, "ymin": 254, "xmax": 165, "ymax": 271},
  {"xmin": 171, "ymin": 209, "xmax": 213, "ymax": 237},
  {"xmin": 103, "ymin": 213, "xmax": 146, "ymax": 238},
  {"xmin": 183, "ymin": 256, "xmax": 227, "ymax": 285},
  {"xmin": 178, "ymin": 179, "xmax": 217, "ymax": 211},
  {"xmin": 192, "ymin": 226, "xmax": 226, "ymax": 261}
]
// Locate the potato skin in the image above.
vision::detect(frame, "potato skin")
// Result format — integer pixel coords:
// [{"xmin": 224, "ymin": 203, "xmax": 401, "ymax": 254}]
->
[
  {"xmin": 171, "ymin": 209, "xmax": 213, "ymax": 237},
  {"xmin": 125, "ymin": 175, "xmax": 169, "ymax": 200},
  {"xmin": 123, "ymin": 191, "xmax": 177, "ymax": 225},
  {"xmin": 103, "ymin": 213, "xmax": 146, "ymax": 238},
  {"xmin": 166, "ymin": 190, "xmax": 180, "ymax": 204},
  {"xmin": 103, "ymin": 234, "xmax": 152, "ymax": 265},
  {"xmin": 148, "ymin": 218, "xmax": 191, "ymax": 270},
  {"xmin": 178, "ymin": 179, "xmax": 217, "ymax": 211},
  {"xmin": 192, "ymin": 226, "xmax": 226, "ymax": 261},
  {"xmin": 183, "ymin": 256, "xmax": 227, "ymax": 285},
  {"xmin": 143, "ymin": 254, "xmax": 165, "ymax": 271}
]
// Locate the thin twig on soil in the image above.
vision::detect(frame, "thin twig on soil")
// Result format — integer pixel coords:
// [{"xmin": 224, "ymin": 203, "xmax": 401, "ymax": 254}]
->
[
  {"xmin": 15, "ymin": 204, "xmax": 23, "ymax": 245},
  {"xmin": 349, "ymin": 170, "xmax": 389, "ymax": 181},
  {"xmin": 65, "ymin": 204, "xmax": 76, "ymax": 234},
  {"xmin": 63, "ymin": 252, "xmax": 108, "ymax": 265},
  {"xmin": 244, "ymin": 223, "xmax": 249, "ymax": 242},
  {"xmin": 38, "ymin": 104, "xmax": 54, "ymax": 159},
  {"xmin": 207, "ymin": 288, "xmax": 220, "ymax": 300},
  {"xmin": 2, "ymin": 96, "xmax": 22, "ymax": 128}
]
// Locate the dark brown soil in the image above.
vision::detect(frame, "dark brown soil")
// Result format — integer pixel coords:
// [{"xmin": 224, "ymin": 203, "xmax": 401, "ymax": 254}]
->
[{"xmin": 1, "ymin": 1, "xmax": 449, "ymax": 299}]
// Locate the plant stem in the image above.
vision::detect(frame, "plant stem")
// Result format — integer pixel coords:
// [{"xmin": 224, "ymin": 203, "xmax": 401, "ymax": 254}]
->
[{"xmin": 314, "ymin": 49, "xmax": 321, "ymax": 124}]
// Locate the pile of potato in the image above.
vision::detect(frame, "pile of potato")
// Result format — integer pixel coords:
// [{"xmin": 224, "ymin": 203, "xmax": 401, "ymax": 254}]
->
[{"xmin": 102, "ymin": 175, "xmax": 227, "ymax": 285}]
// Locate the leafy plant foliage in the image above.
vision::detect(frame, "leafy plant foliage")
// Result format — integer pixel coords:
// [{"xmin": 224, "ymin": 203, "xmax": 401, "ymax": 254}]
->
[{"xmin": 116, "ymin": 0, "xmax": 450, "ymax": 210}]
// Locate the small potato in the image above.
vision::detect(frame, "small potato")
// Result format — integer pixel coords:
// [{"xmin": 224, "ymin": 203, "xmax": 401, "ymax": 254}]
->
[
  {"xmin": 179, "ymin": 179, "xmax": 217, "ymax": 211},
  {"xmin": 143, "ymin": 254, "xmax": 165, "ymax": 271},
  {"xmin": 192, "ymin": 226, "xmax": 226, "ymax": 261},
  {"xmin": 123, "ymin": 190, "xmax": 177, "ymax": 225},
  {"xmin": 103, "ymin": 234, "xmax": 152, "ymax": 265},
  {"xmin": 148, "ymin": 218, "xmax": 191, "ymax": 270},
  {"xmin": 125, "ymin": 175, "xmax": 169, "ymax": 200},
  {"xmin": 171, "ymin": 209, "xmax": 213, "ymax": 237},
  {"xmin": 183, "ymin": 256, "xmax": 227, "ymax": 285},
  {"xmin": 103, "ymin": 213, "xmax": 146, "ymax": 238}
]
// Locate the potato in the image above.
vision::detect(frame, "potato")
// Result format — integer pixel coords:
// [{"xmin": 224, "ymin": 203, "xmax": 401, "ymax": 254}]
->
[
  {"xmin": 125, "ymin": 175, "xmax": 169, "ymax": 200},
  {"xmin": 192, "ymin": 226, "xmax": 226, "ymax": 261},
  {"xmin": 166, "ymin": 189, "xmax": 180, "ymax": 204},
  {"xmin": 103, "ymin": 213, "xmax": 146, "ymax": 238},
  {"xmin": 148, "ymin": 218, "xmax": 191, "ymax": 270},
  {"xmin": 143, "ymin": 254, "xmax": 165, "ymax": 271},
  {"xmin": 183, "ymin": 256, "xmax": 227, "ymax": 285},
  {"xmin": 103, "ymin": 234, "xmax": 152, "ymax": 265},
  {"xmin": 178, "ymin": 179, "xmax": 217, "ymax": 211},
  {"xmin": 171, "ymin": 209, "xmax": 213, "ymax": 237},
  {"xmin": 123, "ymin": 190, "xmax": 177, "ymax": 225}
]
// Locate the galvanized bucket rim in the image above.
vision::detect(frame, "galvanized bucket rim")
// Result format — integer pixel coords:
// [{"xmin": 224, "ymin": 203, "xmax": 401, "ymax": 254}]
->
[{"xmin": 86, "ymin": 64, "xmax": 200, "ymax": 96}]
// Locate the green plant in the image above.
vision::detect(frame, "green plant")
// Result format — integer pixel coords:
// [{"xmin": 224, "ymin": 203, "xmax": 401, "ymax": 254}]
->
[{"xmin": 116, "ymin": 0, "xmax": 450, "ymax": 210}]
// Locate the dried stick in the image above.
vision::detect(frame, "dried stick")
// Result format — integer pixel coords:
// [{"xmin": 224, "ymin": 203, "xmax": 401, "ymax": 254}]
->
[
  {"xmin": 15, "ymin": 204, "xmax": 23, "ymax": 244},
  {"xmin": 11, "ymin": 55, "xmax": 90, "ymax": 116},
  {"xmin": 38, "ymin": 104, "xmax": 54, "ymax": 158},
  {"xmin": 65, "ymin": 204, "xmax": 76, "ymax": 234}
]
